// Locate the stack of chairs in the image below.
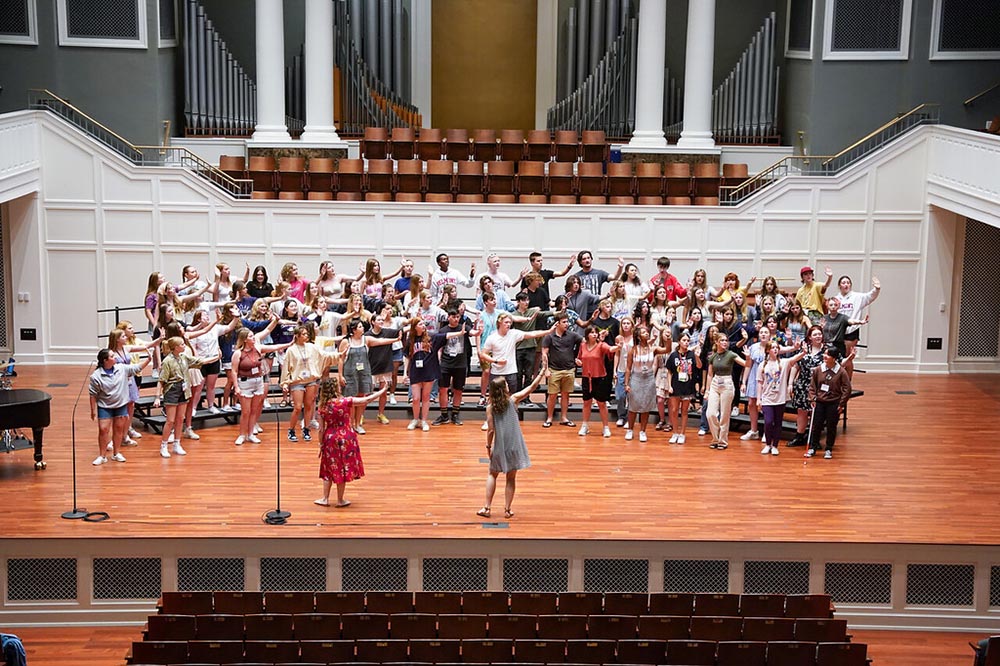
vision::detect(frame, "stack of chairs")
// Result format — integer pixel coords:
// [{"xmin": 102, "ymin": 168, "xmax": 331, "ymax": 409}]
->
[{"xmin": 129, "ymin": 589, "xmax": 868, "ymax": 666}]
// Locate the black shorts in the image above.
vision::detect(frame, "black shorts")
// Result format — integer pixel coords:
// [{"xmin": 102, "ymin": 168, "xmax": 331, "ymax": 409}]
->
[
  {"xmin": 440, "ymin": 368, "xmax": 467, "ymax": 390},
  {"xmin": 200, "ymin": 360, "xmax": 221, "ymax": 376},
  {"xmin": 582, "ymin": 375, "xmax": 612, "ymax": 402},
  {"xmin": 844, "ymin": 329, "xmax": 860, "ymax": 341}
]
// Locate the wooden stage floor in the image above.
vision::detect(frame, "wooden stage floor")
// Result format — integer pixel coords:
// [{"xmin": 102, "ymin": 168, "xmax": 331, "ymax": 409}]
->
[{"xmin": 2, "ymin": 365, "xmax": 999, "ymax": 545}]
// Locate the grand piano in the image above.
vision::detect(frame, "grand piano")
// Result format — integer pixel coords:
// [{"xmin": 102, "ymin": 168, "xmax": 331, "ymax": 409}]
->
[{"xmin": 0, "ymin": 389, "xmax": 52, "ymax": 470}]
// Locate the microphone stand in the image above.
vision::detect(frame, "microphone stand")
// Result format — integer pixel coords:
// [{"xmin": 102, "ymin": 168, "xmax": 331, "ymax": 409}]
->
[
  {"xmin": 264, "ymin": 393, "xmax": 290, "ymax": 525},
  {"xmin": 62, "ymin": 361, "xmax": 95, "ymax": 520}
]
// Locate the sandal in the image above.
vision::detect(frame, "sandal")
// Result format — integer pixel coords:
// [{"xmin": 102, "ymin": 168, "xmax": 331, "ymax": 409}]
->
[
  {"xmin": 655, "ymin": 422, "xmax": 665, "ymax": 431},
  {"xmin": 542, "ymin": 420, "xmax": 552, "ymax": 428},
  {"xmin": 504, "ymin": 508, "xmax": 514, "ymax": 519},
  {"xmin": 560, "ymin": 420, "xmax": 575, "ymax": 427},
  {"xmin": 476, "ymin": 507, "xmax": 491, "ymax": 518},
  {"xmin": 335, "ymin": 500, "xmax": 351, "ymax": 508},
  {"xmin": 314, "ymin": 498, "xmax": 330, "ymax": 506},
  {"xmin": 664, "ymin": 423, "xmax": 673, "ymax": 432}
]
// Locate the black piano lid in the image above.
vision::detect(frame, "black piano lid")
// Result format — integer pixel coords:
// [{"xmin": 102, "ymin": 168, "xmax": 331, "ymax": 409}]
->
[
  {"xmin": 0, "ymin": 389, "xmax": 52, "ymax": 429},
  {"xmin": 0, "ymin": 389, "xmax": 52, "ymax": 407}
]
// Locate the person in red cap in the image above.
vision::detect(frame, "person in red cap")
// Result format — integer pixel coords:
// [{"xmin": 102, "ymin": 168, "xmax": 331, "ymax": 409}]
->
[{"xmin": 795, "ymin": 265, "xmax": 832, "ymax": 324}]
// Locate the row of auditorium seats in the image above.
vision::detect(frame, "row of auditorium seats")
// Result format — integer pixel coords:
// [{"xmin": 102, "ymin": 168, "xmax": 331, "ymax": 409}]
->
[
  {"xmin": 130, "ymin": 637, "xmax": 868, "ymax": 665},
  {"xmin": 146, "ymin": 613, "xmax": 849, "ymax": 642},
  {"xmin": 219, "ymin": 156, "xmax": 748, "ymax": 205},
  {"xmin": 159, "ymin": 592, "xmax": 832, "ymax": 619},
  {"xmin": 359, "ymin": 128, "xmax": 610, "ymax": 163}
]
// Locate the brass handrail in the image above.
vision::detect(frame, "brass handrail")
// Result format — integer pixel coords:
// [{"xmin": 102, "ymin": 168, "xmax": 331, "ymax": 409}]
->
[
  {"xmin": 719, "ymin": 154, "xmax": 834, "ymax": 203},
  {"xmin": 28, "ymin": 89, "xmax": 251, "ymax": 198},
  {"xmin": 965, "ymin": 81, "xmax": 1000, "ymax": 107},
  {"xmin": 821, "ymin": 103, "xmax": 938, "ymax": 167}
]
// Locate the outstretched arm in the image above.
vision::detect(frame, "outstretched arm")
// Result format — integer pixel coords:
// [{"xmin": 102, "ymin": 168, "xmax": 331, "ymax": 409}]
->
[{"xmin": 512, "ymin": 364, "xmax": 547, "ymax": 403}]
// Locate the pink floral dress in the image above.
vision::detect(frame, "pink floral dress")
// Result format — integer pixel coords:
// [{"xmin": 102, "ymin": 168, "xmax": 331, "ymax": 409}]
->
[{"xmin": 318, "ymin": 398, "xmax": 364, "ymax": 484}]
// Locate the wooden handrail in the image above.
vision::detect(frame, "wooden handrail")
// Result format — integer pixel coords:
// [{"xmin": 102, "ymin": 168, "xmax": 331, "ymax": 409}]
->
[
  {"xmin": 964, "ymin": 81, "xmax": 1000, "ymax": 107},
  {"xmin": 821, "ymin": 103, "xmax": 938, "ymax": 167}
]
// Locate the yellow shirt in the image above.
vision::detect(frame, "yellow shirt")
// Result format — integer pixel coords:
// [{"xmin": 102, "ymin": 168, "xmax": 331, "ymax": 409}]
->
[{"xmin": 796, "ymin": 282, "xmax": 827, "ymax": 313}]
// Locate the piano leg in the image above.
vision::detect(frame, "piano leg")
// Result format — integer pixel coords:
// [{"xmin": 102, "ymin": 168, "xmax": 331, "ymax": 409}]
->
[{"xmin": 32, "ymin": 426, "xmax": 46, "ymax": 470}]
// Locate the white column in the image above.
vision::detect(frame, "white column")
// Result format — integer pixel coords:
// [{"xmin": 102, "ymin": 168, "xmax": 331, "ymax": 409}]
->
[
  {"xmin": 627, "ymin": 0, "xmax": 667, "ymax": 149},
  {"xmin": 677, "ymin": 0, "xmax": 717, "ymax": 149},
  {"xmin": 300, "ymin": 0, "xmax": 341, "ymax": 142},
  {"xmin": 252, "ymin": 0, "xmax": 290, "ymax": 142}
]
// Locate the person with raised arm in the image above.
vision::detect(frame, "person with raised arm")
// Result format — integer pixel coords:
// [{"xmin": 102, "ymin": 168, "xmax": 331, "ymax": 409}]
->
[
  {"xmin": 429, "ymin": 252, "xmax": 476, "ymax": 300},
  {"xmin": 89, "ymin": 348, "xmax": 151, "ymax": 465}
]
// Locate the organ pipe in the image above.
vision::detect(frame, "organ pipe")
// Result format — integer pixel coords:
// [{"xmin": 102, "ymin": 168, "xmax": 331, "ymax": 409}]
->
[{"xmin": 712, "ymin": 12, "xmax": 780, "ymax": 143}]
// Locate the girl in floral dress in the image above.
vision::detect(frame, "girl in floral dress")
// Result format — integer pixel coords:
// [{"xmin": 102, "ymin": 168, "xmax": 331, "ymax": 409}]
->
[{"xmin": 314, "ymin": 378, "xmax": 389, "ymax": 507}]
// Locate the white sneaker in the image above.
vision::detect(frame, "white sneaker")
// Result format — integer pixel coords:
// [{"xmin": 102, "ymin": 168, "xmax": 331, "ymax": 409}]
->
[
  {"xmin": 761, "ymin": 433, "xmax": 767, "ymax": 444},
  {"xmin": 172, "ymin": 443, "xmax": 187, "ymax": 456},
  {"xmin": 771, "ymin": 446, "xmax": 779, "ymax": 456},
  {"xmin": 111, "ymin": 453, "xmax": 126, "ymax": 463},
  {"xmin": 625, "ymin": 429, "xmax": 634, "ymax": 441},
  {"xmin": 805, "ymin": 449, "xmax": 816, "ymax": 458},
  {"xmin": 253, "ymin": 424, "xmax": 263, "ymax": 434},
  {"xmin": 92, "ymin": 455, "xmax": 107, "ymax": 466},
  {"xmin": 669, "ymin": 433, "xmax": 679, "ymax": 444},
  {"xmin": 698, "ymin": 428, "xmax": 707, "ymax": 436},
  {"xmin": 310, "ymin": 419, "xmax": 320, "ymax": 429},
  {"xmin": 389, "ymin": 394, "xmax": 398, "ymax": 405},
  {"xmin": 481, "ymin": 421, "xmax": 489, "ymax": 431},
  {"xmin": 106, "ymin": 442, "xmax": 114, "ymax": 451},
  {"xmin": 677, "ymin": 434, "xmax": 686, "ymax": 445},
  {"xmin": 578, "ymin": 424, "xmax": 589, "ymax": 436},
  {"xmin": 602, "ymin": 426, "xmax": 611, "ymax": 438},
  {"xmin": 731, "ymin": 407, "xmax": 739, "ymax": 417},
  {"xmin": 234, "ymin": 435, "xmax": 246, "ymax": 445},
  {"xmin": 248, "ymin": 434, "xmax": 261, "ymax": 444},
  {"xmin": 123, "ymin": 436, "xmax": 137, "ymax": 446},
  {"xmin": 761, "ymin": 444, "xmax": 771, "ymax": 454},
  {"xmin": 128, "ymin": 428, "xmax": 142, "ymax": 439},
  {"xmin": 183, "ymin": 427, "xmax": 200, "ymax": 440},
  {"xmin": 615, "ymin": 418, "xmax": 625, "ymax": 427},
  {"xmin": 151, "ymin": 369, "xmax": 159, "ymax": 379},
  {"xmin": 160, "ymin": 445, "xmax": 171, "ymax": 458},
  {"xmin": 233, "ymin": 403, "xmax": 241, "ymax": 411},
  {"xmin": 263, "ymin": 398, "xmax": 272, "ymax": 408},
  {"xmin": 741, "ymin": 430, "xmax": 760, "ymax": 441},
  {"xmin": 407, "ymin": 419, "xmax": 419, "ymax": 430},
  {"xmin": 221, "ymin": 405, "xmax": 235, "ymax": 413},
  {"xmin": 824, "ymin": 450, "xmax": 833, "ymax": 459},
  {"xmin": 638, "ymin": 431, "xmax": 647, "ymax": 442},
  {"xmin": 421, "ymin": 421, "xmax": 430, "ymax": 432},
  {"xmin": 209, "ymin": 406, "xmax": 221, "ymax": 414},
  {"xmin": 355, "ymin": 425, "xmax": 366, "ymax": 435}
]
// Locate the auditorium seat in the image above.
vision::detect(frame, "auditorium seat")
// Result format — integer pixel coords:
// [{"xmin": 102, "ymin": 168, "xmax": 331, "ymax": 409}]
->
[
  {"xmin": 195, "ymin": 614, "xmax": 245, "ymax": 640},
  {"xmin": 341, "ymin": 612, "xmax": 390, "ymax": 639},
  {"xmin": 146, "ymin": 614, "xmax": 197, "ymax": 641},
  {"xmin": 277, "ymin": 156, "xmax": 306, "ymax": 198},
  {"xmin": 636, "ymin": 615, "xmax": 689, "ymax": 640},
  {"xmin": 426, "ymin": 160, "xmax": 455, "ymax": 196},
  {"xmin": 785, "ymin": 594, "xmax": 833, "ymax": 618},
  {"xmin": 362, "ymin": 126, "xmax": 389, "ymax": 159},
  {"xmin": 390, "ymin": 127, "xmax": 416, "ymax": 160},
  {"xmin": 546, "ymin": 161, "xmax": 576, "ymax": 198},
  {"xmin": 666, "ymin": 196, "xmax": 692, "ymax": 205},
  {"xmin": 264, "ymin": 591, "xmax": 315, "ymax": 615},
  {"xmin": 616, "ymin": 638, "xmax": 668, "ymax": 664},
  {"xmin": 334, "ymin": 158, "xmax": 365, "ymax": 199},
  {"xmin": 554, "ymin": 130, "xmax": 580, "ymax": 162},
  {"xmin": 740, "ymin": 594, "xmax": 787, "ymax": 618},
  {"xmin": 219, "ymin": 155, "xmax": 246, "ymax": 180},
  {"xmin": 565, "ymin": 638, "xmax": 616, "ymax": 663},
  {"xmin": 410, "ymin": 637, "xmax": 462, "ymax": 662},
  {"xmin": 513, "ymin": 638, "xmax": 565, "ymax": 663},
  {"xmin": 816, "ymin": 641, "xmax": 867, "ymax": 666},
  {"xmin": 693, "ymin": 161, "xmax": 721, "ymax": 199},
  {"xmin": 187, "ymin": 639, "xmax": 244, "ymax": 663},
  {"xmin": 580, "ymin": 130, "xmax": 607, "ymax": 163},
  {"xmin": 306, "ymin": 157, "xmax": 335, "ymax": 200},
  {"xmin": 694, "ymin": 195, "xmax": 720, "ymax": 205},
  {"xmin": 244, "ymin": 638, "xmax": 299, "ymax": 662},
  {"xmin": 247, "ymin": 156, "xmax": 277, "ymax": 198},
  {"xmin": 717, "ymin": 639, "xmax": 767, "ymax": 666},
  {"xmin": 607, "ymin": 162, "xmax": 634, "ymax": 198},
  {"xmin": 499, "ymin": 129, "xmax": 526, "ymax": 161},
  {"xmin": 603, "ymin": 593, "xmax": 648, "ymax": 616},
  {"xmin": 765, "ymin": 640, "xmax": 817, "ymax": 666},
  {"xmin": 445, "ymin": 128, "xmax": 471, "ymax": 161},
  {"xmin": 693, "ymin": 593, "xmax": 740, "ymax": 617},
  {"xmin": 794, "ymin": 618, "xmax": 847, "ymax": 642},
  {"xmin": 356, "ymin": 637, "xmax": 409, "ymax": 662},
  {"xmin": 525, "ymin": 130, "xmax": 553, "ymax": 162},
  {"xmin": 389, "ymin": 612, "xmax": 437, "ymax": 639},
  {"xmin": 722, "ymin": 162, "xmax": 750, "ymax": 188},
  {"xmin": 579, "ymin": 195, "xmax": 606, "ymax": 204},
  {"xmin": 461, "ymin": 638, "xmax": 514, "ymax": 663},
  {"xmin": 488, "ymin": 194, "xmax": 517, "ymax": 203},
  {"xmin": 365, "ymin": 159, "xmax": 395, "ymax": 201},
  {"xmin": 664, "ymin": 162, "xmax": 693, "ymax": 200},
  {"xmin": 457, "ymin": 160, "xmax": 486, "ymax": 197},
  {"xmin": 161, "ymin": 591, "xmax": 214, "ymax": 615},
  {"xmin": 292, "ymin": 612, "xmax": 341, "ymax": 640},
  {"xmin": 650, "ymin": 593, "xmax": 695, "ymax": 616},
  {"xmin": 299, "ymin": 638, "xmax": 355, "ymax": 662},
  {"xmin": 417, "ymin": 128, "xmax": 445, "ymax": 161},
  {"xmin": 437, "ymin": 613, "xmax": 488, "ymax": 639},
  {"xmin": 689, "ymin": 615, "xmax": 742, "ymax": 641},
  {"xmin": 638, "ymin": 196, "xmax": 664, "ymax": 205},
  {"xmin": 577, "ymin": 162, "xmax": 605, "ymax": 197},
  {"xmin": 549, "ymin": 194, "xmax": 577, "ymax": 204},
  {"xmin": 558, "ymin": 593, "xmax": 602, "ymax": 615},
  {"xmin": 589, "ymin": 614, "xmax": 636, "ymax": 640},
  {"xmin": 131, "ymin": 639, "xmax": 188, "ymax": 664},
  {"xmin": 515, "ymin": 161, "xmax": 546, "ymax": 197},
  {"xmin": 488, "ymin": 613, "xmax": 537, "ymax": 639},
  {"xmin": 426, "ymin": 192, "xmax": 455, "ymax": 202},
  {"xmin": 537, "ymin": 614, "xmax": 588, "ymax": 640},
  {"xmin": 486, "ymin": 161, "xmax": 516, "ymax": 198},
  {"xmin": 665, "ymin": 638, "xmax": 716, "ymax": 665},
  {"xmin": 635, "ymin": 162, "xmax": 663, "ymax": 198},
  {"xmin": 463, "ymin": 592, "xmax": 509, "ymax": 615},
  {"xmin": 742, "ymin": 616, "xmax": 795, "ymax": 641},
  {"xmin": 316, "ymin": 591, "xmax": 366, "ymax": 614},
  {"xmin": 395, "ymin": 159, "xmax": 424, "ymax": 201},
  {"xmin": 473, "ymin": 129, "xmax": 499, "ymax": 162},
  {"xmin": 245, "ymin": 612, "xmax": 295, "ymax": 640}
]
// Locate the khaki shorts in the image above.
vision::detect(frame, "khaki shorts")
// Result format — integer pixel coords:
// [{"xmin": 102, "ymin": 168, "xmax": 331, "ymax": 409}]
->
[{"xmin": 547, "ymin": 368, "xmax": 575, "ymax": 394}]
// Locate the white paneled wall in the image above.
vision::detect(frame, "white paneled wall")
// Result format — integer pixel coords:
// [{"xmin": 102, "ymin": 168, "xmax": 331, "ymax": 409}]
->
[{"xmin": 2, "ymin": 111, "xmax": 1000, "ymax": 371}]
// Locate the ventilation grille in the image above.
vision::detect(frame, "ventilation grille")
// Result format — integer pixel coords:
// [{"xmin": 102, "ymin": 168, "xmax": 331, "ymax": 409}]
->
[
  {"xmin": 158, "ymin": 0, "xmax": 176, "ymax": 41},
  {"xmin": 423, "ymin": 558, "xmax": 488, "ymax": 591},
  {"xmin": 663, "ymin": 560, "xmax": 729, "ymax": 593},
  {"xmin": 94, "ymin": 557, "xmax": 161, "ymax": 599},
  {"xmin": 957, "ymin": 219, "xmax": 1000, "ymax": 358},
  {"xmin": 787, "ymin": 0, "xmax": 813, "ymax": 51},
  {"xmin": 584, "ymin": 559, "xmax": 649, "ymax": 593},
  {"xmin": 177, "ymin": 557, "xmax": 245, "ymax": 592},
  {"xmin": 503, "ymin": 559, "xmax": 569, "ymax": 592},
  {"xmin": 0, "ymin": 212, "xmax": 8, "ymax": 349},
  {"xmin": 7, "ymin": 558, "xmax": 77, "ymax": 601},
  {"xmin": 831, "ymin": 0, "xmax": 903, "ymax": 51},
  {"xmin": 906, "ymin": 564, "xmax": 974, "ymax": 606},
  {"xmin": 0, "ymin": 0, "xmax": 29, "ymax": 36},
  {"xmin": 66, "ymin": 0, "xmax": 139, "ymax": 39},
  {"xmin": 261, "ymin": 557, "xmax": 326, "ymax": 592},
  {"xmin": 743, "ymin": 560, "xmax": 810, "ymax": 595},
  {"xmin": 990, "ymin": 566, "xmax": 1000, "ymax": 608},
  {"xmin": 825, "ymin": 562, "xmax": 892, "ymax": 605},
  {"xmin": 342, "ymin": 557, "xmax": 407, "ymax": 591},
  {"xmin": 939, "ymin": 0, "xmax": 1000, "ymax": 50}
]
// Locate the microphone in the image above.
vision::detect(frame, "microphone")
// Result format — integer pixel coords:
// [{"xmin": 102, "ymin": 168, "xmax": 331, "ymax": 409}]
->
[{"xmin": 62, "ymin": 360, "xmax": 110, "ymax": 521}]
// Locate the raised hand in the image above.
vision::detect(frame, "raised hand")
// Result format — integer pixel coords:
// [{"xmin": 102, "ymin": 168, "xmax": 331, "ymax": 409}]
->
[{"xmin": 872, "ymin": 276, "xmax": 881, "ymax": 289}]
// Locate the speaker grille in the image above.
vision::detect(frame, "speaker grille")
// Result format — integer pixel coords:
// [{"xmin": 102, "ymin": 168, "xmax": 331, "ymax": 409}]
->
[
  {"xmin": 94, "ymin": 557, "xmax": 161, "ymax": 599},
  {"xmin": 342, "ymin": 557, "xmax": 407, "ymax": 591},
  {"xmin": 584, "ymin": 558, "xmax": 649, "ymax": 592},
  {"xmin": 177, "ymin": 557, "xmax": 245, "ymax": 592},
  {"xmin": 261, "ymin": 557, "xmax": 326, "ymax": 592},
  {"xmin": 744, "ymin": 560, "xmax": 810, "ymax": 595},
  {"xmin": 7, "ymin": 558, "xmax": 76, "ymax": 601},
  {"xmin": 423, "ymin": 558, "xmax": 488, "ymax": 591},
  {"xmin": 906, "ymin": 563, "xmax": 974, "ymax": 606},
  {"xmin": 825, "ymin": 562, "xmax": 892, "ymax": 604},
  {"xmin": 663, "ymin": 560, "xmax": 728, "ymax": 593},
  {"xmin": 503, "ymin": 558, "xmax": 569, "ymax": 592}
]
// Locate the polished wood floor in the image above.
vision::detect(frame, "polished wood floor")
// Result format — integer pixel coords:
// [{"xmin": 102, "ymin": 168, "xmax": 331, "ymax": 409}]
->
[
  {"xmin": 2, "ymin": 365, "xmax": 999, "ymax": 544},
  {"xmin": 8, "ymin": 625, "xmax": 986, "ymax": 666}
]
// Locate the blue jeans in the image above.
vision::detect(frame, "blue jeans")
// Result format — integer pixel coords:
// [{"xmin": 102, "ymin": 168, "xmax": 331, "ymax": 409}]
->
[{"xmin": 615, "ymin": 370, "xmax": 628, "ymax": 420}]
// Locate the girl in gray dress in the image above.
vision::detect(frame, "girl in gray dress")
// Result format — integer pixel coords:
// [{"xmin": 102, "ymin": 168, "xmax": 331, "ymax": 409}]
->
[
  {"xmin": 477, "ymin": 364, "xmax": 547, "ymax": 520},
  {"xmin": 624, "ymin": 324, "xmax": 671, "ymax": 442}
]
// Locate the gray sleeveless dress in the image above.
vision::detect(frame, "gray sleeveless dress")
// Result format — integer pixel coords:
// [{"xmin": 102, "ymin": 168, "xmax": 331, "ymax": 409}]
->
[{"xmin": 490, "ymin": 398, "xmax": 531, "ymax": 474}]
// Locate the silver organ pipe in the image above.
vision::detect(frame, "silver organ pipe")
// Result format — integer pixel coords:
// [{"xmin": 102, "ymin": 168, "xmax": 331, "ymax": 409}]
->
[
  {"xmin": 576, "ymin": 0, "xmax": 590, "ymax": 88},
  {"xmin": 712, "ymin": 12, "xmax": 779, "ymax": 143}
]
